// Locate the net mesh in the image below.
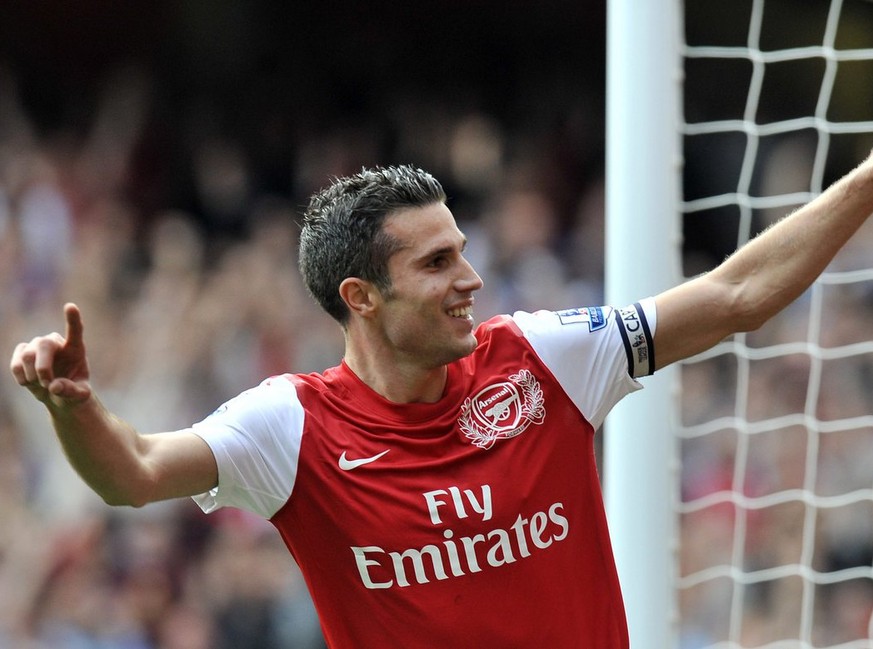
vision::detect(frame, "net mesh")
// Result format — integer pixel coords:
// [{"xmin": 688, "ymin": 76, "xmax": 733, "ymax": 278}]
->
[{"xmin": 678, "ymin": 1, "xmax": 873, "ymax": 646}]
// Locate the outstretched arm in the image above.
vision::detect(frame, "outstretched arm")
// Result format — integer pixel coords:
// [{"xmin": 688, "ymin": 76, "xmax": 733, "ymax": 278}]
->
[
  {"xmin": 9, "ymin": 303, "xmax": 218, "ymax": 507},
  {"xmin": 654, "ymin": 151, "xmax": 873, "ymax": 369}
]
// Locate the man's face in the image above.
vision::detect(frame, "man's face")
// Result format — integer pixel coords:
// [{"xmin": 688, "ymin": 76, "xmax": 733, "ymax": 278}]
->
[{"xmin": 373, "ymin": 203, "xmax": 484, "ymax": 369}]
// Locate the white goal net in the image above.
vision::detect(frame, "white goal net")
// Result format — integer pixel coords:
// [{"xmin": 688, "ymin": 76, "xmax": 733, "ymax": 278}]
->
[{"xmin": 677, "ymin": 0, "xmax": 873, "ymax": 647}]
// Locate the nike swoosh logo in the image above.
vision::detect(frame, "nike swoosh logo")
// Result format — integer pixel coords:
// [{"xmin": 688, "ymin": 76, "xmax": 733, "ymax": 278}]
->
[{"xmin": 338, "ymin": 449, "xmax": 390, "ymax": 471}]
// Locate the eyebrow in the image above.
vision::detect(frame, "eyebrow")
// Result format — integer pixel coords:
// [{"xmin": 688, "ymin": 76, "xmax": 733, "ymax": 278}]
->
[{"xmin": 413, "ymin": 235, "xmax": 468, "ymax": 263}]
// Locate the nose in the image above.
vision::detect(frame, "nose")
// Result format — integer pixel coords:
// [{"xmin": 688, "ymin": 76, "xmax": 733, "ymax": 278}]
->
[{"xmin": 456, "ymin": 255, "xmax": 484, "ymax": 292}]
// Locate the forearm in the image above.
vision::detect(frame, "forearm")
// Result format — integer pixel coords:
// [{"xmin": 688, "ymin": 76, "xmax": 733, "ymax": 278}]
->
[
  {"xmin": 11, "ymin": 304, "xmax": 218, "ymax": 506},
  {"xmin": 711, "ymin": 155, "xmax": 873, "ymax": 328},
  {"xmin": 655, "ymin": 155, "xmax": 873, "ymax": 368},
  {"xmin": 46, "ymin": 395, "xmax": 153, "ymax": 507}
]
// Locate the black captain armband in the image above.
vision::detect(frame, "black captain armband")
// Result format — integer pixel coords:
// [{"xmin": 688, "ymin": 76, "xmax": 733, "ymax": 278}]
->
[{"xmin": 615, "ymin": 302, "xmax": 655, "ymax": 378}]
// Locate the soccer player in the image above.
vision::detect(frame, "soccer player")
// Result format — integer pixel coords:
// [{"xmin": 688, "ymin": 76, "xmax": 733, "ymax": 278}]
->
[{"xmin": 10, "ymin": 158, "xmax": 873, "ymax": 647}]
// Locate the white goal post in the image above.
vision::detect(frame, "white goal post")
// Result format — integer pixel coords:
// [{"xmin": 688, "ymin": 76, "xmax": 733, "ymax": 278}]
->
[{"xmin": 604, "ymin": 1, "xmax": 682, "ymax": 647}]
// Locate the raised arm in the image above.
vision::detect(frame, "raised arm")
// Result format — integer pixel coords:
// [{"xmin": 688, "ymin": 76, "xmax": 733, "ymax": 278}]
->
[
  {"xmin": 9, "ymin": 303, "xmax": 218, "ymax": 507},
  {"xmin": 654, "ymin": 151, "xmax": 873, "ymax": 369}
]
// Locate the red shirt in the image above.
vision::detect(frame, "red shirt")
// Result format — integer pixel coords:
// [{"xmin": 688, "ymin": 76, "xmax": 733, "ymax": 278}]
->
[{"xmin": 193, "ymin": 304, "xmax": 655, "ymax": 648}]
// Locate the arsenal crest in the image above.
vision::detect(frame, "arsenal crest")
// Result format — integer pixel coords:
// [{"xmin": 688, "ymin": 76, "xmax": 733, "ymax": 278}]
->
[{"xmin": 459, "ymin": 369, "xmax": 546, "ymax": 449}]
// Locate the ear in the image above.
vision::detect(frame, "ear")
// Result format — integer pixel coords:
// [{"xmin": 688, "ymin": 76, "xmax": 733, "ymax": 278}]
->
[{"xmin": 339, "ymin": 277, "xmax": 380, "ymax": 319}]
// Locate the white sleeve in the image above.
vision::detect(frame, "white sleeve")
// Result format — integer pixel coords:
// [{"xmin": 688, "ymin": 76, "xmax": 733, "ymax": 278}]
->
[
  {"xmin": 511, "ymin": 297, "xmax": 657, "ymax": 430},
  {"xmin": 190, "ymin": 375, "xmax": 304, "ymax": 519}
]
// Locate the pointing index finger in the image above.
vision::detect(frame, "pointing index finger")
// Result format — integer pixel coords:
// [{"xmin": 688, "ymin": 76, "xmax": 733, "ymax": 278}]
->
[{"xmin": 64, "ymin": 303, "xmax": 85, "ymax": 348}]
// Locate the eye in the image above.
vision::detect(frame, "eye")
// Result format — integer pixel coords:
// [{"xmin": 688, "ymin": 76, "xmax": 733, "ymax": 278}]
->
[{"xmin": 427, "ymin": 254, "xmax": 449, "ymax": 269}]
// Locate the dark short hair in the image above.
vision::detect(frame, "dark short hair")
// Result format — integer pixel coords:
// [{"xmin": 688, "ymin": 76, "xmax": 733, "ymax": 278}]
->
[{"xmin": 299, "ymin": 165, "xmax": 447, "ymax": 325}]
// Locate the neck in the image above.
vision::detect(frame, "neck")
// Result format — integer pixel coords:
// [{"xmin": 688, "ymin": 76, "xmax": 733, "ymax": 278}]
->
[{"xmin": 343, "ymin": 344, "xmax": 449, "ymax": 404}]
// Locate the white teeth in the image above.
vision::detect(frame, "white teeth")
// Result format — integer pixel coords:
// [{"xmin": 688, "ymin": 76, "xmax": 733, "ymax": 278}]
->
[{"xmin": 448, "ymin": 306, "xmax": 472, "ymax": 318}]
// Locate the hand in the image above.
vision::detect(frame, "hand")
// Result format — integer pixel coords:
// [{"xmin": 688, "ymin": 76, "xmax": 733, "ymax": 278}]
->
[{"xmin": 9, "ymin": 303, "xmax": 92, "ymax": 408}]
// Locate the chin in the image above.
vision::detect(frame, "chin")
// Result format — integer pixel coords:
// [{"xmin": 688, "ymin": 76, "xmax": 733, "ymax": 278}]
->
[
  {"xmin": 432, "ymin": 338, "xmax": 478, "ymax": 367},
  {"xmin": 459, "ymin": 334, "xmax": 479, "ymax": 357}
]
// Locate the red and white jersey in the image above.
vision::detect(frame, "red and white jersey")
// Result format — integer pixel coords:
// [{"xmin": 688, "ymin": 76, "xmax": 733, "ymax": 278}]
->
[{"xmin": 192, "ymin": 300, "xmax": 656, "ymax": 649}]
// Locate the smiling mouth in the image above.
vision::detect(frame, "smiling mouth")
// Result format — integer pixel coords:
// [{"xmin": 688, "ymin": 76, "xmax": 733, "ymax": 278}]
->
[{"xmin": 447, "ymin": 305, "xmax": 473, "ymax": 319}]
